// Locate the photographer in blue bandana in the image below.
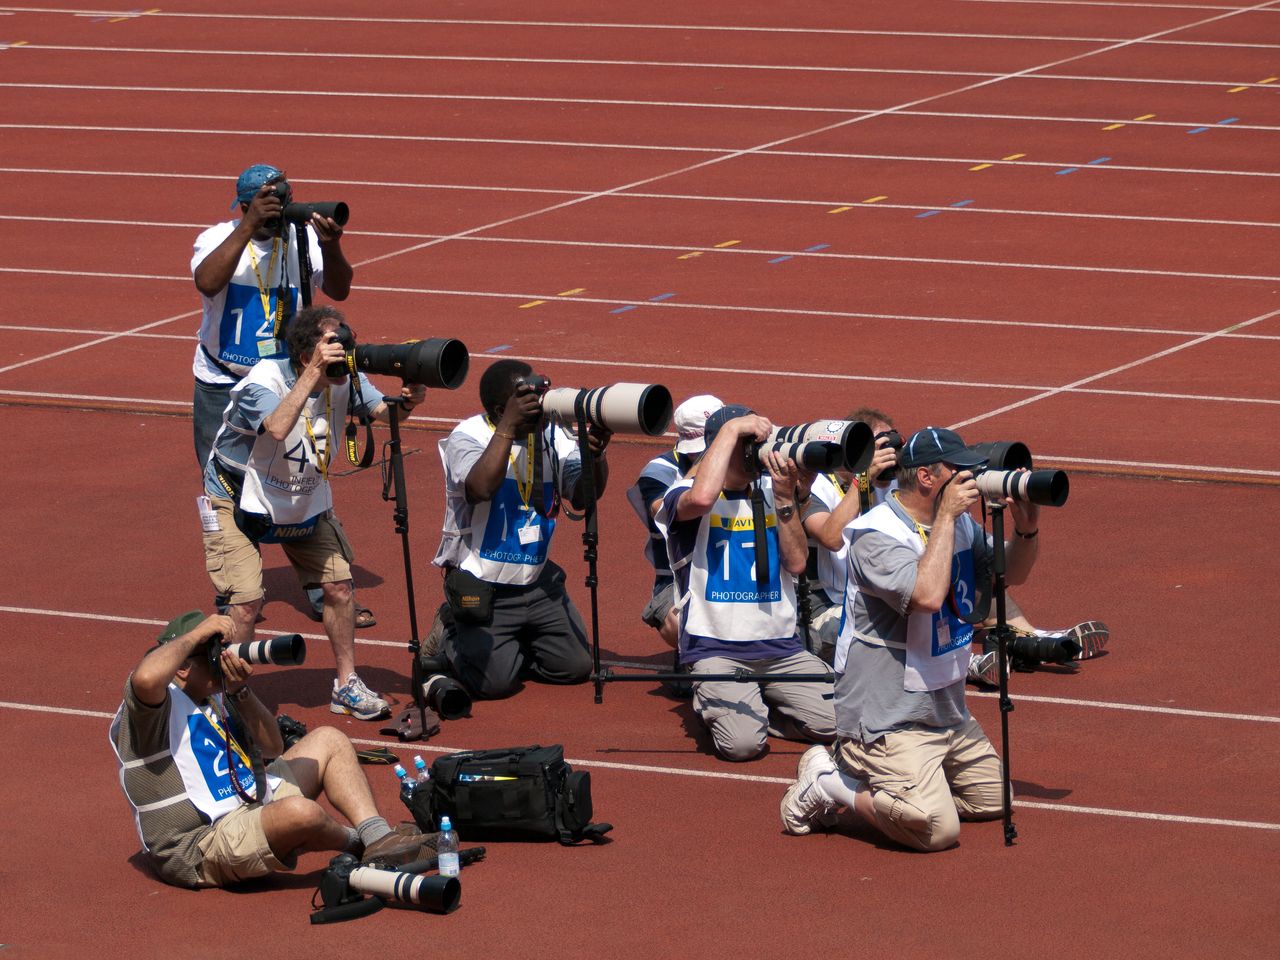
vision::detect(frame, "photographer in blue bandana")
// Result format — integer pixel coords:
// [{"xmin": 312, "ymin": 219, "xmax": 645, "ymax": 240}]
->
[
  {"xmin": 780, "ymin": 427, "xmax": 1042, "ymax": 851},
  {"xmin": 109, "ymin": 612, "xmax": 433, "ymax": 888},
  {"xmin": 201, "ymin": 306, "xmax": 427, "ymax": 721},
  {"xmin": 655, "ymin": 405, "xmax": 836, "ymax": 762},
  {"xmin": 430, "ymin": 360, "xmax": 610, "ymax": 700}
]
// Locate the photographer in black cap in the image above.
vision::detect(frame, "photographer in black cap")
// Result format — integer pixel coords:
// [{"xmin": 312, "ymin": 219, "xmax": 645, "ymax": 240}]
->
[
  {"xmin": 109, "ymin": 611, "xmax": 433, "ymax": 888},
  {"xmin": 429, "ymin": 359, "xmax": 610, "ymax": 700},
  {"xmin": 780, "ymin": 427, "xmax": 1043, "ymax": 849}
]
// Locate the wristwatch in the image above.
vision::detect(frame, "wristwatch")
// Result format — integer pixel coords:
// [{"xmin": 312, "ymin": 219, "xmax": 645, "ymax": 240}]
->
[
  {"xmin": 229, "ymin": 686, "xmax": 252, "ymax": 703},
  {"xmin": 776, "ymin": 504, "xmax": 796, "ymax": 522}
]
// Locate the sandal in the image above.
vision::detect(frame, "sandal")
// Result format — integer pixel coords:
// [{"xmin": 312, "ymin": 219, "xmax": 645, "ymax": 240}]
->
[{"xmin": 355, "ymin": 606, "xmax": 377, "ymax": 629}]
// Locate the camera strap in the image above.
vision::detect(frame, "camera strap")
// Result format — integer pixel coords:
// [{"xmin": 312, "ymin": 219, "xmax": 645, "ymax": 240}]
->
[
  {"xmin": 343, "ymin": 364, "xmax": 375, "ymax": 470},
  {"xmin": 295, "ymin": 221, "xmax": 313, "ymax": 312},
  {"xmin": 209, "ymin": 688, "xmax": 266, "ymax": 805},
  {"xmin": 531, "ymin": 428, "xmax": 547, "ymax": 516},
  {"xmin": 750, "ymin": 482, "xmax": 770, "ymax": 591}
]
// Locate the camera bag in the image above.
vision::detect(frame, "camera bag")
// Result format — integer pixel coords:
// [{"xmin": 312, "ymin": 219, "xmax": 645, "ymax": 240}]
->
[{"xmin": 404, "ymin": 744, "xmax": 611, "ymax": 845}]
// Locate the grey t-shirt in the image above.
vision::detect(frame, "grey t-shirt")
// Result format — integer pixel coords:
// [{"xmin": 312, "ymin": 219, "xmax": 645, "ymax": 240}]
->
[{"xmin": 834, "ymin": 496, "xmax": 992, "ymax": 743}]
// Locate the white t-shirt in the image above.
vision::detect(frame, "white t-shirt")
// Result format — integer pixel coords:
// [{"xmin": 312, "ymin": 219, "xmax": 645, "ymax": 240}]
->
[{"xmin": 190, "ymin": 220, "xmax": 325, "ymax": 385}]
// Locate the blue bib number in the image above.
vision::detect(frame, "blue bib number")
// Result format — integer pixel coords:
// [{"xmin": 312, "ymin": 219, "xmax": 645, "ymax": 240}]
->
[
  {"xmin": 705, "ymin": 519, "xmax": 781, "ymax": 603},
  {"xmin": 217, "ymin": 282, "xmax": 295, "ymax": 368},
  {"xmin": 479, "ymin": 478, "xmax": 554, "ymax": 566},
  {"xmin": 933, "ymin": 548, "xmax": 977, "ymax": 655},
  {"xmin": 187, "ymin": 712, "xmax": 255, "ymax": 802}
]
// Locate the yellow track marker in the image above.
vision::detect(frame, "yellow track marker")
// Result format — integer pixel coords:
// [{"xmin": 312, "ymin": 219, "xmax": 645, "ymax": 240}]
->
[
  {"xmin": 828, "ymin": 205, "xmax": 853, "ymax": 213},
  {"xmin": 1002, "ymin": 153, "xmax": 1025, "ymax": 161},
  {"xmin": 1102, "ymin": 123, "xmax": 1124, "ymax": 130},
  {"xmin": 969, "ymin": 163, "xmax": 993, "ymax": 171},
  {"xmin": 11, "ymin": 40, "xmax": 28, "ymax": 45},
  {"xmin": 518, "ymin": 300, "xmax": 544, "ymax": 309},
  {"xmin": 557, "ymin": 287, "xmax": 584, "ymax": 296},
  {"xmin": 677, "ymin": 251, "xmax": 702, "ymax": 259},
  {"xmin": 1134, "ymin": 113, "xmax": 1156, "ymax": 121},
  {"xmin": 714, "ymin": 240, "xmax": 740, "ymax": 248},
  {"xmin": 862, "ymin": 195, "xmax": 887, "ymax": 203},
  {"xmin": 1259, "ymin": 77, "xmax": 1278, "ymax": 85},
  {"xmin": 1228, "ymin": 86, "xmax": 1248, "ymax": 93}
]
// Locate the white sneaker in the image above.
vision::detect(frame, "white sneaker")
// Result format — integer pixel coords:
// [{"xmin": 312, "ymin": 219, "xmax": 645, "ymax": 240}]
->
[
  {"xmin": 1039, "ymin": 621, "xmax": 1109, "ymax": 661},
  {"xmin": 330, "ymin": 673, "xmax": 390, "ymax": 720},
  {"xmin": 967, "ymin": 649, "xmax": 1001, "ymax": 687},
  {"xmin": 780, "ymin": 745, "xmax": 839, "ymax": 836}
]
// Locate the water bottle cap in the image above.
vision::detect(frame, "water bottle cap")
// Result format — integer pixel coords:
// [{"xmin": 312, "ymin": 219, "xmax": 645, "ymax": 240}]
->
[
  {"xmin": 440, "ymin": 816, "xmax": 452, "ymax": 830},
  {"xmin": 414, "ymin": 756, "xmax": 427, "ymax": 769},
  {"xmin": 393, "ymin": 764, "xmax": 407, "ymax": 777}
]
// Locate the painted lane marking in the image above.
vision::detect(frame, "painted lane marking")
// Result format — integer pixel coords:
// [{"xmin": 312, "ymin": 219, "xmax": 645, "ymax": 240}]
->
[
  {"xmin": 1002, "ymin": 153, "xmax": 1026, "ymax": 160},
  {"xmin": 610, "ymin": 304, "xmax": 637, "ymax": 314},
  {"xmin": 1218, "ymin": 117, "xmax": 1239, "ymax": 124},
  {"xmin": 1260, "ymin": 77, "xmax": 1278, "ymax": 85},
  {"xmin": 767, "ymin": 255, "xmax": 793, "ymax": 263},
  {"xmin": 518, "ymin": 300, "xmax": 544, "ymax": 308},
  {"xmin": 950, "ymin": 199, "xmax": 975, "ymax": 207},
  {"xmin": 677, "ymin": 251, "xmax": 702, "ymax": 259},
  {"xmin": 862, "ymin": 195, "xmax": 888, "ymax": 203},
  {"xmin": 804, "ymin": 243, "xmax": 830, "ymax": 251},
  {"xmin": 1102, "ymin": 122, "xmax": 1125, "ymax": 129},
  {"xmin": 829, "ymin": 205, "xmax": 853, "ymax": 212},
  {"xmin": 485, "ymin": 344, "xmax": 512, "ymax": 353},
  {"xmin": 1055, "ymin": 167, "xmax": 1079, "ymax": 174},
  {"xmin": 916, "ymin": 210, "xmax": 941, "ymax": 218},
  {"xmin": 970, "ymin": 162, "xmax": 993, "ymax": 170},
  {"xmin": 1135, "ymin": 113, "xmax": 1157, "ymax": 121},
  {"xmin": 1188, "ymin": 126, "xmax": 1210, "ymax": 134},
  {"xmin": 648, "ymin": 292, "xmax": 676, "ymax": 301},
  {"xmin": 714, "ymin": 239, "xmax": 740, "ymax": 247},
  {"xmin": 558, "ymin": 287, "xmax": 585, "ymax": 296},
  {"xmin": 1228, "ymin": 86, "xmax": 1249, "ymax": 93}
]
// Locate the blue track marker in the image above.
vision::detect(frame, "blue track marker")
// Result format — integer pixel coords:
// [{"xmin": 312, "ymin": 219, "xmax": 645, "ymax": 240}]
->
[
  {"xmin": 768, "ymin": 255, "xmax": 793, "ymax": 264},
  {"xmin": 485, "ymin": 344, "xmax": 512, "ymax": 353},
  {"xmin": 1055, "ymin": 167, "xmax": 1079, "ymax": 175},
  {"xmin": 804, "ymin": 243, "xmax": 830, "ymax": 252},
  {"xmin": 1218, "ymin": 117, "xmax": 1239, "ymax": 125},
  {"xmin": 950, "ymin": 199, "xmax": 974, "ymax": 207},
  {"xmin": 610, "ymin": 304, "xmax": 637, "ymax": 314},
  {"xmin": 648, "ymin": 292, "xmax": 676, "ymax": 302},
  {"xmin": 915, "ymin": 210, "xmax": 941, "ymax": 219},
  {"xmin": 1087, "ymin": 156, "xmax": 1110, "ymax": 165},
  {"xmin": 1187, "ymin": 127, "xmax": 1209, "ymax": 134}
]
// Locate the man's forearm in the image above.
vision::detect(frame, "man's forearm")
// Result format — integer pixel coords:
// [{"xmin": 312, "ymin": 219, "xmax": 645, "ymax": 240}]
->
[
  {"xmin": 319, "ymin": 241, "xmax": 352, "ymax": 300},
  {"xmin": 909, "ymin": 525, "xmax": 958, "ymax": 612},
  {"xmin": 261, "ymin": 375, "xmax": 319, "ymax": 441},
  {"xmin": 233, "ymin": 691, "xmax": 284, "ymax": 758},
  {"xmin": 194, "ymin": 224, "xmax": 254, "ymax": 297},
  {"xmin": 1004, "ymin": 535, "xmax": 1038, "ymax": 585}
]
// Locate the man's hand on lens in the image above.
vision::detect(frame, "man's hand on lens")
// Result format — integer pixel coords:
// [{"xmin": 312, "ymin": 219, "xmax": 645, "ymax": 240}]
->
[
  {"xmin": 732, "ymin": 414, "xmax": 774, "ymax": 443},
  {"xmin": 400, "ymin": 383, "xmax": 427, "ymax": 410},
  {"xmin": 194, "ymin": 614, "xmax": 234, "ymax": 649},
  {"xmin": 868, "ymin": 436, "xmax": 899, "ymax": 483},
  {"xmin": 763, "ymin": 451, "xmax": 799, "ymax": 502},
  {"xmin": 499, "ymin": 384, "xmax": 543, "ymax": 434},
  {"xmin": 243, "ymin": 183, "xmax": 283, "ymax": 233},
  {"xmin": 936, "ymin": 468, "xmax": 980, "ymax": 521},
  {"xmin": 219, "ymin": 649, "xmax": 254, "ymax": 693},
  {"xmin": 312, "ymin": 213, "xmax": 343, "ymax": 243},
  {"xmin": 1007, "ymin": 475, "xmax": 1041, "ymax": 535},
  {"xmin": 585, "ymin": 424, "xmax": 612, "ymax": 456}
]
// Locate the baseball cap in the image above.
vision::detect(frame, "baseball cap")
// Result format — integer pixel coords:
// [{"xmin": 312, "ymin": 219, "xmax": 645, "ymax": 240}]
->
[
  {"xmin": 701, "ymin": 403, "xmax": 754, "ymax": 452},
  {"xmin": 231, "ymin": 163, "xmax": 284, "ymax": 209},
  {"xmin": 672, "ymin": 394, "xmax": 724, "ymax": 454},
  {"xmin": 899, "ymin": 426, "xmax": 989, "ymax": 469},
  {"xmin": 156, "ymin": 610, "xmax": 206, "ymax": 645}
]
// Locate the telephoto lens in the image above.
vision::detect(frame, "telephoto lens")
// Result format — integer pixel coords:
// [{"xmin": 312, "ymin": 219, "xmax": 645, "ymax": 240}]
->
[
  {"xmin": 767, "ymin": 420, "xmax": 875, "ymax": 473},
  {"xmin": 541, "ymin": 383, "xmax": 673, "ymax": 436},
  {"xmin": 224, "ymin": 634, "xmax": 307, "ymax": 666},
  {"xmin": 753, "ymin": 439, "xmax": 845, "ymax": 472},
  {"xmin": 353, "ymin": 338, "xmax": 470, "ymax": 390},
  {"xmin": 422, "ymin": 674, "xmax": 471, "ymax": 721},
  {"xmin": 974, "ymin": 468, "xmax": 1069, "ymax": 507}
]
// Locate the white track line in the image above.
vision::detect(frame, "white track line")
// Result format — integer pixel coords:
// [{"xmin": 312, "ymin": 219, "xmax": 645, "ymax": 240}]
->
[
  {"xmin": 1, "ymin": 698, "xmax": 1277, "ymax": 830},
  {"xmin": 3, "ymin": 6, "xmax": 1276, "ymax": 48},
  {"xmin": 5, "ymin": 81, "xmax": 1280, "ymax": 138},
  {"xmin": 4, "ymin": 125, "xmax": 1278, "ymax": 177},
  {"xmin": 950, "ymin": 305, "xmax": 1280, "ymax": 430},
  {"xmin": 11, "ymin": 42, "xmax": 1280, "ymax": 92}
]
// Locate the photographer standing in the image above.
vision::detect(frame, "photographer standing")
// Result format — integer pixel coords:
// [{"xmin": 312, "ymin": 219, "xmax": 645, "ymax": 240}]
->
[
  {"xmin": 656, "ymin": 405, "xmax": 835, "ymax": 762},
  {"xmin": 191, "ymin": 163, "xmax": 372, "ymax": 628},
  {"xmin": 109, "ymin": 611, "xmax": 433, "ymax": 888},
  {"xmin": 202, "ymin": 306, "xmax": 426, "ymax": 720},
  {"xmin": 431, "ymin": 359, "xmax": 609, "ymax": 700},
  {"xmin": 780, "ymin": 427, "xmax": 1041, "ymax": 850}
]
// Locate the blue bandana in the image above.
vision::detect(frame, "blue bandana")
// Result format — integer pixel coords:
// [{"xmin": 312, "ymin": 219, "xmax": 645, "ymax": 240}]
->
[{"xmin": 231, "ymin": 163, "xmax": 283, "ymax": 209}]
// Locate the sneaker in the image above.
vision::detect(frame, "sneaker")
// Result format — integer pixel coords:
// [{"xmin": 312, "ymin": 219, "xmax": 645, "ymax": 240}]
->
[
  {"xmin": 1055, "ymin": 620, "xmax": 1109, "ymax": 661},
  {"xmin": 780, "ymin": 745, "xmax": 839, "ymax": 836},
  {"xmin": 360, "ymin": 829, "xmax": 434, "ymax": 867},
  {"xmin": 967, "ymin": 649, "xmax": 1001, "ymax": 687},
  {"xmin": 331, "ymin": 674, "xmax": 390, "ymax": 720}
]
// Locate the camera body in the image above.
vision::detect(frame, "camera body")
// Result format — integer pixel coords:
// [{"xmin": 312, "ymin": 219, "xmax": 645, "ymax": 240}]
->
[
  {"xmin": 515, "ymin": 374, "xmax": 552, "ymax": 397},
  {"xmin": 265, "ymin": 180, "xmax": 351, "ymax": 228},
  {"xmin": 325, "ymin": 322, "xmax": 357, "ymax": 378},
  {"xmin": 876, "ymin": 428, "xmax": 904, "ymax": 453}
]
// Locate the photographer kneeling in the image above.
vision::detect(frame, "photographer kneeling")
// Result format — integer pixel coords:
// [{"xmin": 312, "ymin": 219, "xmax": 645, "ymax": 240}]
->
[
  {"xmin": 655, "ymin": 405, "xmax": 835, "ymax": 762},
  {"xmin": 202, "ymin": 305, "xmax": 427, "ymax": 720},
  {"xmin": 781, "ymin": 427, "xmax": 1042, "ymax": 850},
  {"xmin": 431, "ymin": 360, "xmax": 609, "ymax": 700},
  {"xmin": 109, "ymin": 612, "xmax": 433, "ymax": 888}
]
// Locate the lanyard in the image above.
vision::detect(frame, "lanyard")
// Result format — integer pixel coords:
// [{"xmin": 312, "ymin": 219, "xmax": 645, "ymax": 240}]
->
[
  {"xmin": 247, "ymin": 235, "xmax": 286, "ymax": 337},
  {"xmin": 303, "ymin": 387, "xmax": 333, "ymax": 481},
  {"xmin": 891, "ymin": 490, "xmax": 929, "ymax": 546},
  {"xmin": 487, "ymin": 417, "xmax": 537, "ymax": 517}
]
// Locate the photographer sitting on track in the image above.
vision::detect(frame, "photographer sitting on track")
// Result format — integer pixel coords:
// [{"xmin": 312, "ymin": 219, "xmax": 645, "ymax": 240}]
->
[
  {"xmin": 109, "ymin": 611, "xmax": 433, "ymax": 888},
  {"xmin": 429, "ymin": 359, "xmax": 609, "ymax": 700},
  {"xmin": 202, "ymin": 305, "xmax": 427, "ymax": 720},
  {"xmin": 655, "ymin": 405, "xmax": 835, "ymax": 762},
  {"xmin": 780, "ymin": 427, "xmax": 1041, "ymax": 850}
]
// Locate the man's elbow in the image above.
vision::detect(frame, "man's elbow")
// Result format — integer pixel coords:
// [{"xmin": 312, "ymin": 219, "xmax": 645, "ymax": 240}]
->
[{"xmin": 194, "ymin": 275, "xmax": 222, "ymax": 298}]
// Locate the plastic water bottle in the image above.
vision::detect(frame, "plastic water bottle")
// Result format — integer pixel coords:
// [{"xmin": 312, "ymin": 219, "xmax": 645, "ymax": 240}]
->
[
  {"xmin": 393, "ymin": 764, "xmax": 415, "ymax": 802},
  {"xmin": 413, "ymin": 755, "xmax": 431, "ymax": 787},
  {"xmin": 437, "ymin": 815, "xmax": 459, "ymax": 877}
]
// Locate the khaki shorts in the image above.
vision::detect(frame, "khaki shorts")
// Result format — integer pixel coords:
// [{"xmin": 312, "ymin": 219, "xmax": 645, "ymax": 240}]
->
[
  {"xmin": 197, "ymin": 759, "xmax": 303, "ymax": 887},
  {"xmin": 202, "ymin": 496, "xmax": 354, "ymax": 604},
  {"xmin": 837, "ymin": 716, "xmax": 1002, "ymax": 852}
]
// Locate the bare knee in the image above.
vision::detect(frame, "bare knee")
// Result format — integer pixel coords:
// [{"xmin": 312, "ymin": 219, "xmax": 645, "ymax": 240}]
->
[
  {"xmin": 322, "ymin": 580, "xmax": 353, "ymax": 605},
  {"xmin": 298, "ymin": 724, "xmax": 353, "ymax": 760},
  {"xmin": 271, "ymin": 795, "xmax": 328, "ymax": 833}
]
